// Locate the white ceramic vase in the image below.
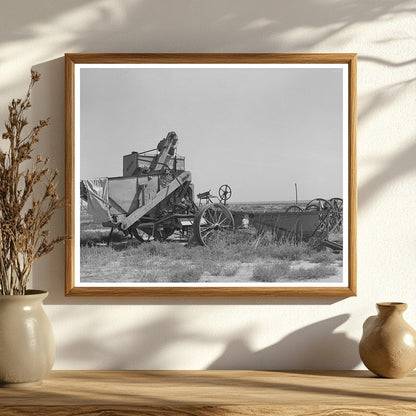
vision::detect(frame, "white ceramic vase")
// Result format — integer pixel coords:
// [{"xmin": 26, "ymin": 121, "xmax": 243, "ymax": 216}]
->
[{"xmin": 0, "ymin": 290, "xmax": 55, "ymax": 387}]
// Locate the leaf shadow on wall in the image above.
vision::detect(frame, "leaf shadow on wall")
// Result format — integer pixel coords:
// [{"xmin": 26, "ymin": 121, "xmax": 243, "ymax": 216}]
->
[
  {"xmin": 358, "ymin": 139, "xmax": 416, "ymax": 210},
  {"xmin": 0, "ymin": 0, "xmax": 414, "ymax": 96},
  {"xmin": 356, "ymin": 55, "xmax": 416, "ymax": 210},
  {"xmin": 54, "ymin": 0, "xmax": 414, "ymax": 53},
  {"xmin": 207, "ymin": 314, "xmax": 360, "ymax": 370}
]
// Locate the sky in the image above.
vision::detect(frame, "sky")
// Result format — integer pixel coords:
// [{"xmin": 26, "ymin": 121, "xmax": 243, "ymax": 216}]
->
[{"xmin": 79, "ymin": 65, "xmax": 344, "ymax": 202}]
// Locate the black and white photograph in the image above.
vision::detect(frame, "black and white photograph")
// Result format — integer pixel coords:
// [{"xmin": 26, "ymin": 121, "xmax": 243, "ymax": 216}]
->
[{"xmin": 66, "ymin": 54, "xmax": 356, "ymax": 296}]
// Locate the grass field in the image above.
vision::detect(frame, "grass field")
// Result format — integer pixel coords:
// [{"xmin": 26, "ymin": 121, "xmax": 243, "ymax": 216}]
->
[{"xmin": 80, "ymin": 201, "xmax": 343, "ymax": 284}]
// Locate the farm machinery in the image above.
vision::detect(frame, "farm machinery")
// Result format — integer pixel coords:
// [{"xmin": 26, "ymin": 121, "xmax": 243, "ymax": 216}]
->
[
  {"xmin": 81, "ymin": 131, "xmax": 343, "ymax": 250},
  {"xmin": 80, "ymin": 131, "xmax": 234, "ymax": 246},
  {"xmin": 285, "ymin": 198, "xmax": 343, "ymax": 233},
  {"xmin": 231, "ymin": 197, "xmax": 343, "ymax": 251}
]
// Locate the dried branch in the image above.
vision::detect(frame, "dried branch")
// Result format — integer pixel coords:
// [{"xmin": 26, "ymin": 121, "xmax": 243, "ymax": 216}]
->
[{"xmin": 0, "ymin": 71, "xmax": 66, "ymax": 295}]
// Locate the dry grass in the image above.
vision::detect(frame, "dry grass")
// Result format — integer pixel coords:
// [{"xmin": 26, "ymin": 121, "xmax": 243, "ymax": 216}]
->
[
  {"xmin": 170, "ymin": 265, "xmax": 203, "ymax": 282},
  {"xmin": 289, "ymin": 264, "xmax": 338, "ymax": 281},
  {"xmin": 252, "ymin": 261, "xmax": 291, "ymax": 282},
  {"xmin": 222, "ymin": 263, "xmax": 240, "ymax": 277},
  {"xmin": 252, "ymin": 262, "xmax": 338, "ymax": 282},
  {"xmin": 308, "ymin": 250, "xmax": 337, "ymax": 264},
  {"xmin": 80, "ymin": 223, "xmax": 343, "ymax": 283},
  {"xmin": 80, "ymin": 246, "xmax": 119, "ymax": 268}
]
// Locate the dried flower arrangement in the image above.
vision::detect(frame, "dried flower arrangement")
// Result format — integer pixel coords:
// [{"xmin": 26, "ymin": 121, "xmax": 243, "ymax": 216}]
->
[{"xmin": 0, "ymin": 71, "xmax": 65, "ymax": 295}]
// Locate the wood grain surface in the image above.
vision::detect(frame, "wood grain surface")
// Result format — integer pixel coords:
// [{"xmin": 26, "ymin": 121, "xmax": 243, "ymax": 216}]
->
[{"xmin": 1, "ymin": 370, "xmax": 415, "ymax": 415}]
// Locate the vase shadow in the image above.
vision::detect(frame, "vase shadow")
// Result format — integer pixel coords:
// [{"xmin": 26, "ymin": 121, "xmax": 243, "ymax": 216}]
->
[{"xmin": 208, "ymin": 314, "xmax": 360, "ymax": 370}]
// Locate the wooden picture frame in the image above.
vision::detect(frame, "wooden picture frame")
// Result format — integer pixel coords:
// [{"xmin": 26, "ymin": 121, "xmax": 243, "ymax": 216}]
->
[{"xmin": 65, "ymin": 53, "xmax": 356, "ymax": 296}]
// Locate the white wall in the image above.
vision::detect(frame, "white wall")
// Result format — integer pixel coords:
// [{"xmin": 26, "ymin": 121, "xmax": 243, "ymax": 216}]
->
[{"xmin": 1, "ymin": 0, "xmax": 415, "ymax": 370}]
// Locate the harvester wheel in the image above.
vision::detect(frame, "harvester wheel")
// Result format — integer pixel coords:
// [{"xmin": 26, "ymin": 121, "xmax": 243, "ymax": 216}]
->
[
  {"xmin": 193, "ymin": 203, "xmax": 234, "ymax": 246},
  {"xmin": 306, "ymin": 199, "xmax": 334, "ymax": 235},
  {"xmin": 329, "ymin": 198, "xmax": 343, "ymax": 232},
  {"xmin": 130, "ymin": 227, "xmax": 146, "ymax": 242},
  {"xmin": 218, "ymin": 184, "xmax": 232, "ymax": 204},
  {"xmin": 154, "ymin": 227, "xmax": 175, "ymax": 242},
  {"xmin": 329, "ymin": 198, "xmax": 343, "ymax": 212},
  {"xmin": 286, "ymin": 205, "xmax": 303, "ymax": 212},
  {"xmin": 306, "ymin": 198, "xmax": 333, "ymax": 211},
  {"xmin": 305, "ymin": 204, "xmax": 320, "ymax": 211}
]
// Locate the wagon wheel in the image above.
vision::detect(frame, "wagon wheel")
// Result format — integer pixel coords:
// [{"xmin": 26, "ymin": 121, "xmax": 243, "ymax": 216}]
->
[
  {"xmin": 154, "ymin": 226, "xmax": 176, "ymax": 242},
  {"xmin": 329, "ymin": 198, "xmax": 343, "ymax": 212},
  {"xmin": 193, "ymin": 203, "xmax": 234, "ymax": 246},
  {"xmin": 286, "ymin": 205, "xmax": 303, "ymax": 212},
  {"xmin": 218, "ymin": 184, "xmax": 232, "ymax": 204},
  {"xmin": 306, "ymin": 199, "xmax": 334, "ymax": 235},
  {"xmin": 329, "ymin": 198, "xmax": 343, "ymax": 232},
  {"xmin": 130, "ymin": 226, "xmax": 147, "ymax": 242},
  {"xmin": 306, "ymin": 198, "xmax": 333, "ymax": 211},
  {"xmin": 305, "ymin": 204, "xmax": 320, "ymax": 211}
]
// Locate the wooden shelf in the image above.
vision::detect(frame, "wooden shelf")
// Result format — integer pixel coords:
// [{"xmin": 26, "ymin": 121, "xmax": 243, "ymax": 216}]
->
[{"xmin": 1, "ymin": 370, "xmax": 415, "ymax": 415}]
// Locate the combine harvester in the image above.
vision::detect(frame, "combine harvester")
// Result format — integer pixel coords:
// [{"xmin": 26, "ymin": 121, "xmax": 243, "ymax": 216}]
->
[{"xmin": 81, "ymin": 132, "xmax": 342, "ymax": 250}]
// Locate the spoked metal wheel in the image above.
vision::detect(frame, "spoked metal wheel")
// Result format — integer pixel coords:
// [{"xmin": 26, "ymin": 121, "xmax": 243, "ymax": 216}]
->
[
  {"xmin": 286, "ymin": 205, "xmax": 303, "ymax": 213},
  {"xmin": 131, "ymin": 225, "xmax": 175, "ymax": 242},
  {"xmin": 304, "ymin": 198, "xmax": 333, "ymax": 234},
  {"xmin": 218, "ymin": 184, "xmax": 232, "ymax": 204},
  {"xmin": 193, "ymin": 203, "xmax": 235, "ymax": 246},
  {"xmin": 306, "ymin": 198, "xmax": 333, "ymax": 211},
  {"xmin": 329, "ymin": 198, "xmax": 343, "ymax": 232},
  {"xmin": 329, "ymin": 198, "xmax": 343, "ymax": 212},
  {"xmin": 305, "ymin": 204, "xmax": 319, "ymax": 211},
  {"xmin": 130, "ymin": 226, "xmax": 148, "ymax": 242},
  {"xmin": 153, "ymin": 227, "xmax": 176, "ymax": 242}
]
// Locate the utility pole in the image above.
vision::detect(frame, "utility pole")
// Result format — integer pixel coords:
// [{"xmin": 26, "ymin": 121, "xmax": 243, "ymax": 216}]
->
[{"xmin": 295, "ymin": 183, "xmax": 298, "ymax": 205}]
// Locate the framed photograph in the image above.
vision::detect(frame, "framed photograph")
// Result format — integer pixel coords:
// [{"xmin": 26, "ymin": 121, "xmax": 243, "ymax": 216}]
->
[{"xmin": 65, "ymin": 53, "xmax": 356, "ymax": 296}]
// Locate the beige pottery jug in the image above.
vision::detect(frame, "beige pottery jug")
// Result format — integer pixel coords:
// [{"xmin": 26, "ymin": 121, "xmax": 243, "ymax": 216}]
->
[
  {"xmin": 0, "ymin": 290, "xmax": 55, "ymax": 386},
  {"xmin": 359, "ymin": 302, "xmax": 416, "ymax": 378}
]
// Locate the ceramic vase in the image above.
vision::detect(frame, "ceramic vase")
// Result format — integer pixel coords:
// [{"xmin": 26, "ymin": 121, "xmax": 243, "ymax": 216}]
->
[
  {"xmin": 359, "ymin": 302, "xmax": 416, "ymax": 378},
  {"xmin": 0, "ymin": 290, "xmax": 55, "ymax": 387}
]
